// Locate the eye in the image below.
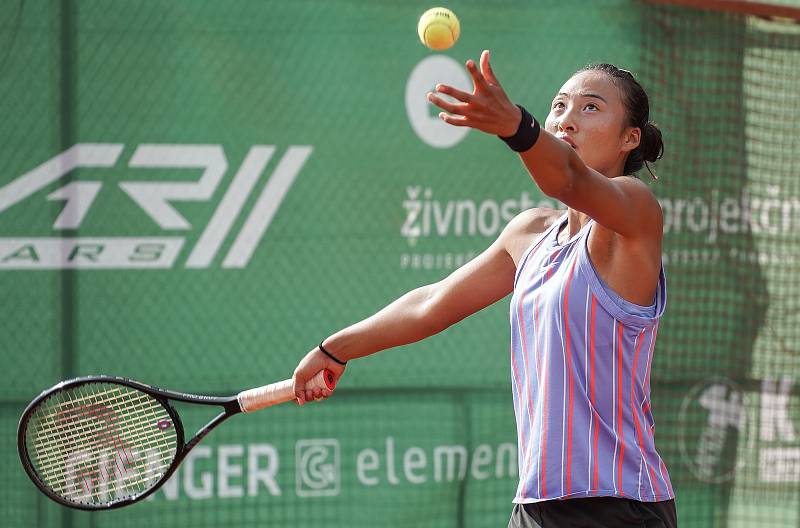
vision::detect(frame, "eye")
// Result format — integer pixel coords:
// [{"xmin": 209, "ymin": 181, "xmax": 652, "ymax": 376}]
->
[
  {"xmin": 552, "ymin": 101, "xmax": 566, "ymax": 110},
  {"xmin": 584, "ymin": 103, "xmax": 598, "ymax": 111}
]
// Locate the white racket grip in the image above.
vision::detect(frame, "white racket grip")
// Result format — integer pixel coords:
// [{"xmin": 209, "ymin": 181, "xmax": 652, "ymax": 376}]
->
[{"xmin": 237, "ymin": 369, "xmax": 336, "ymax": 413}]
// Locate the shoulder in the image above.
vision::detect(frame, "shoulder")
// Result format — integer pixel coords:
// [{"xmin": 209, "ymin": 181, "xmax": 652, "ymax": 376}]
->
[
  {"xmin": 503, "ymin": 207, "xmax": 563, "ymax": 234},
  {"xmin": 499, "ymin": 207, "xmax": 563, "ymax": 266},
  {"xmin": 613, "ymin": 176, "xmax": 663, "ymax": 219},
  {"xmin": 614, "ymin": 175, "xmax": 658, "ymax": 194},
  {"xmin": 604, "ymin": 175, "xmax": 664, "ymax": 237}
]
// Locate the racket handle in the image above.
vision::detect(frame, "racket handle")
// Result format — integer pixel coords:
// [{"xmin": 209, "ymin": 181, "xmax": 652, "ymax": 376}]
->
[{"xmin": 237, "ymin": 369, "xmax": 336, "ymax": 413}]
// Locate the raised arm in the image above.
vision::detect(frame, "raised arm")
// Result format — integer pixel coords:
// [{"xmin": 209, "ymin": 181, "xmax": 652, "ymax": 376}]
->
[
  {"xmin": 427, "ymin": 50, "xmax": 662, "ymax": 240},
  {"xmin": 519, "ymin": 135, "xmax": 662, "ymax": 239}
]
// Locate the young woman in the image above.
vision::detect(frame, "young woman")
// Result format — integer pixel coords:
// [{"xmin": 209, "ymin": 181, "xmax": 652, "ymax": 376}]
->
[{"xmin": 292, "ymin": 50, "xmax": 677, "ymax": 528}]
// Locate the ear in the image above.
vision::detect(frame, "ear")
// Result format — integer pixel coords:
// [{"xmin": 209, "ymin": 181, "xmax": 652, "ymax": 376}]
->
[{"xmin": 621, "ymin": 126, "xmax": 640, "ymax": 153}]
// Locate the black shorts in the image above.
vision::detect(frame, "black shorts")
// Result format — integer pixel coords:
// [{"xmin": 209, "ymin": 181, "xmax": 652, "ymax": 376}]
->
[{"xmin": 508, "ymin": 497, "xmax": 677, "ymax": 528}]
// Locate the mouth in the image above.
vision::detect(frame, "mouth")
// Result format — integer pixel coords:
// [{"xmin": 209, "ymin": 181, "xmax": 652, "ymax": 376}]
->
[{"xmin": 557, "ymin": 135, "xmax": 577, "ymax": 149}]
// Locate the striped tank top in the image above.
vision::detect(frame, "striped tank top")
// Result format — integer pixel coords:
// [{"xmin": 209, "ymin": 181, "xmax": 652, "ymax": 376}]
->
[{"xmin": 509, "ymin": 212, "xmax": 674, "ymax": 503}]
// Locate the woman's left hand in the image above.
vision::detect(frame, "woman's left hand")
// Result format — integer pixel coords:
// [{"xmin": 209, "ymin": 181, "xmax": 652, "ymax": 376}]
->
[{"xmin": 427, "ymin": 50, "xmax": 521, "ymax": 137}]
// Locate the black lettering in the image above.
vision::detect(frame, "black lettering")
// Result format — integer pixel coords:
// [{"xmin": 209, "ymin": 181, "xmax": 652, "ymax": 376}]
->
[
  {"xmin": 1, "ymin": 244, "xmax": 39, "ymax": 262},
  {"xmin": 68, "ymin": 244, "xmax": 104, "ymax": 262},
  {"xmin": 130, "ymin": 243, "xmax": 164, "ymax": 262}
]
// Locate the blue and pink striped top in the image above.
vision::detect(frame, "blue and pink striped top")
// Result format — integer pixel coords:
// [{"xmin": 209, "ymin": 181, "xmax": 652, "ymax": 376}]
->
[{"xmin": 509, "ymin": 212, "xmax": 673, "ymax": 503}]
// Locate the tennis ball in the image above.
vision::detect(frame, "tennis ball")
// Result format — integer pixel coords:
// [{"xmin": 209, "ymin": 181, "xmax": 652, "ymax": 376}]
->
[{"xmin": 417, "ymin": 7, "xmax": 460, "ymax": 51}]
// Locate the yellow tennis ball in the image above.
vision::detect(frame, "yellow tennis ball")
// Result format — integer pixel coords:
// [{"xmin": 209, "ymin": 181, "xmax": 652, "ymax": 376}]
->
[{"xmin": 417, "ymin": 7, "xmax": 460, "ymax": 51}]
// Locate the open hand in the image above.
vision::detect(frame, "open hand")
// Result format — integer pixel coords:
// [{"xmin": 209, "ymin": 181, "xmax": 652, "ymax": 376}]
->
[{"xmin": 426, "ymin": 50, "xmax": 521, "ymax": 137}]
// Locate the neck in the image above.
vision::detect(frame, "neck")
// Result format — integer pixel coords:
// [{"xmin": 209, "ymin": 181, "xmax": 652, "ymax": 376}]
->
[
  {"xmin": 595, "ymin": 155, "xmax": 626, "ymax": 180},
  {"xmin": 566, "ymin": 209, "xmax": 590, "ymax": 236}
]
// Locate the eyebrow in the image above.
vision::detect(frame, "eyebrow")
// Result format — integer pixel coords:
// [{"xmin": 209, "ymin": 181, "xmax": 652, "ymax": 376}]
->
[{"xmin": 556, "ymin": 91, "xmax": 608, "ymax": 103}]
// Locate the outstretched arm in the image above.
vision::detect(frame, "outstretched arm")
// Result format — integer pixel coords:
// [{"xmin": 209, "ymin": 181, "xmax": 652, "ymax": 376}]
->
[
  {"xmin": 427, "ymin": 50, "xmax": 661, "ymax": 239},
  {"xmin": 292, "ymin": 213, "xmax": 537, "ymax": 405}
]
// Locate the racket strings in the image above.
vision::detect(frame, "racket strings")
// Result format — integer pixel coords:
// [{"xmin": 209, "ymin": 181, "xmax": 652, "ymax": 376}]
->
[
  {"xmin": 32, "ymin": 386, "xmax": 162, "ymax": 471},
  {"xmin": 30, "ymin": 386, "xmax": 153, "ymax": 497},
  {"xmin": 33, "ymin": 387, "xmax": 159, "ymax": 456},
  {"xmin": 32, "ymin": 388, "xmax": 174, "ymax": 463},
  {"xmin": 35, "ymin": 386, "xmax": 175, "ymax": 502},
  {"xmin": 35, "ymin": 406, "xmax": 176, "ymax": 491},
  {"xmin": 25, "ymin": 383, "xmax": 178, "ymax": 505}
]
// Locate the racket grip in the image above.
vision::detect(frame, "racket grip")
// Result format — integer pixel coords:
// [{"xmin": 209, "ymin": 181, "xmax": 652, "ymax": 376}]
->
[{"xmin": 237, "ymin": 369, "xmax": 336, "ymax": 413}]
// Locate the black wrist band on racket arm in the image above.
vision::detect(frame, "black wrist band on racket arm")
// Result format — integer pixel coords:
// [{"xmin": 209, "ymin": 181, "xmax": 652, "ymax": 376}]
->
[
  {"xmin": 319, "ymin": 342, "xmax": 347, "ymax": 365},
  {"xmin": 499, "ymin": 104, "xmax": 541, "ymax": 153}
]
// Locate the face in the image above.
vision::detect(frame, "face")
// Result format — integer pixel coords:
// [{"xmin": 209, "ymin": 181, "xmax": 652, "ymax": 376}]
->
[{"xmin": 544, "ymin": 70, "xmax": 640, "ymax": 176}]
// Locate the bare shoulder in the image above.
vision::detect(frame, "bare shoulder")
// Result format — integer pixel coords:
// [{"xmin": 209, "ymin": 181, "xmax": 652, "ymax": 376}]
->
[
  {"xmin": 615, "ymin": 176, "xmax": 663, "ymax": 220},
  {"xmin": 505, "ymin": 207, "xmax": 563, "ymax": 233},
  {"xmin": 616, "ymin": 175, "xmax": 657, "ymax": 195},
  {"xmin": 500, "ymin": 207, "xmax": 563, "ymax": 266},
  {"xmin": 603, "ymin": 175, "xmax": 663, "ymax": 238}
]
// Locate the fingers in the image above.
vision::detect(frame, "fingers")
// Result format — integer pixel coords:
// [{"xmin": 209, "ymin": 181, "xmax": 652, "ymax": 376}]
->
[
  {"xmin": 434, "ymin": 83, "xmax": 473, "ymax": 103},
  {"xmin": 292, "ymin": 372, "xmax": 307, "ymax": 406},
  {"xmin": 294, "ymin": 347, "xmax": 345, "ymax": 406},
  {"xmin": 437, "ymin": 112, "xmax": 470, "ymax": 127},
  {"xmin": 295, "ymin": 369, "xmax": 336, "ymax": 405},
  {"xmin": 480, "ymin": 49, "xmax": 501, "ymax": 87},
  {"xmin": 465, "ymin": 58, "xmax": 490, "ymax": 92},
  {"xmin": 428, "ymin": 93, "xmax": 471, "ymax": 126},
  {"xmin": 295, "ymin": 381, "xmax": 333, "ymax": 405},
  {"xmin": 435, "ymin": 54, "xmax": 495, "ymax": 98},
  {"xmin": 427, "ymin": 92, "xmax": 467, "ymax": 115},
  {"xmin": 303, "ymin": 387, "xmax": 332, "ymax": 403}
]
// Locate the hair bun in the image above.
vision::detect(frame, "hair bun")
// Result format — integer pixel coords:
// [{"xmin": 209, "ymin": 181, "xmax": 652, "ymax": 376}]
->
[{"xmin": 640, "ymin": 122, "xmax": 664, "ymax": 164}]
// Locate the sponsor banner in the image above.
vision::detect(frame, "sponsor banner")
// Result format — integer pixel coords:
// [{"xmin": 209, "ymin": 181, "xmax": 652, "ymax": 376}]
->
[
  {"xmin": 0, "ymin": 144, "xmax": 312, "ymax": 270},
  {"xmin": 145, "ymin": 436, "xmax": 518, "ymax": 502},
  {"xmin": 0, "ymin": 237, "xmax": 184, "ymax": 269},
  {"xmin": 679, "ymin": 377, "xmax": 800, "ymax": 485}
]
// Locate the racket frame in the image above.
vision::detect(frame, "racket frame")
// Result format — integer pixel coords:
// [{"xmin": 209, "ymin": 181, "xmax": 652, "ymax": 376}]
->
[{"xmin": 17, "ymin": 375, "xmax": 245, "ymax": 511}]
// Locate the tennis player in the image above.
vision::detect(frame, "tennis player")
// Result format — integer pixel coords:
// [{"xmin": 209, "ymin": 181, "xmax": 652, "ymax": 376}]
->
[{"xmin": 293, "ymin": 50, "xmax": 677, "ymax": 528}]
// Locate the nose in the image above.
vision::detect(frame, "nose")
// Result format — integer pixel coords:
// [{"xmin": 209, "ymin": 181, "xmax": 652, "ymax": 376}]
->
[{"xmin": 557, "ymin": 105, "xmax": 578, "ymax": 133}]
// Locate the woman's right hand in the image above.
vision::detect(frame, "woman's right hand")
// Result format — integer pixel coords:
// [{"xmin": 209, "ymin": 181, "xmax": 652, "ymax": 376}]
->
[{"xmin": 292, "ymin": 346, "xmax": 347, "ymax": 406}]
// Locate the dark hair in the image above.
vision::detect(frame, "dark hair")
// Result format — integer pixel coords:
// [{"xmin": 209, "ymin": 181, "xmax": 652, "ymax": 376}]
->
[{"xmin": 577, "ymin": 63, "xmax": 663, "ymax": 179}]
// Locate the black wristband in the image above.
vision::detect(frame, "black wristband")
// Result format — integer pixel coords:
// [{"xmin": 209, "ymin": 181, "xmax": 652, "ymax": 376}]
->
[
  {"xmin": 499, "ymin": 104, "xmax": 541, "ymax": 153},
  {"xmin": 319, "ymin": 342, "xmax": 347, "ymax": 365}
]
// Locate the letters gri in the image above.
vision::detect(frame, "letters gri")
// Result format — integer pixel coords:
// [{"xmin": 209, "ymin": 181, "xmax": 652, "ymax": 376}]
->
[{"xmin": 0, "ymin": 144, "xmax": 312, "ymax": 269}]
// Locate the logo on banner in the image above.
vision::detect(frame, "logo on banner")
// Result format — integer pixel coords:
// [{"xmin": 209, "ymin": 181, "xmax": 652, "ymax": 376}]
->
[
  {"xmin": 397, "ymin": 185, "xmax": 562, "ymax": 271},
  {"xmin": 406, "ymin": 55, "xmax": 471, "ymax": 149},
  {"xmin": 679, "ymin": 376, "xmax": 800, "ymax": 484},
  {"xmin": 679, "ymin": 378, "xmax": 753, "ymax": 483},
  {"xmin": 0, "ymin": 144, "xmax": 312, "ymax": 270},
  {"xmin": 295, "ymin": 439, "xmax": 340, "ymax": 497},
  {"xmin": 149, "ymin": 437, "xmax": 517, "ymax": 501}
]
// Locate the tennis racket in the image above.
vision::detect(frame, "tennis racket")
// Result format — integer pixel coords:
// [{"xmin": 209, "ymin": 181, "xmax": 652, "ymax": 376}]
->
[{"xmin": 17, "ymin": 369, "xmax": 335, "ymax": 510}]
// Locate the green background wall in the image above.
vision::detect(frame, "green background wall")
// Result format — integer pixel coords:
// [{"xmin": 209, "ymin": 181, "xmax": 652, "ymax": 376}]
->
[{"xmin": 2, "ymin": 1, "xmax": 798, "ymax": 526}]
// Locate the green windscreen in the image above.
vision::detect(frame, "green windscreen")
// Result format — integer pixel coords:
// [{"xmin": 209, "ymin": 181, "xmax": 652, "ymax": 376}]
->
[
  {"xmin": 1, "ymin": 1, "xmax": 798, "ymax": 527},
  {"xmin": 639, "ymin": 4, "xmax": 800, "ymax": 527}
]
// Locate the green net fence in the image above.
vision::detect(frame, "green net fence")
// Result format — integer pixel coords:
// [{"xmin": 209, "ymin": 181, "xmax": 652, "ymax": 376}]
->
[
  {"xmin": 1, "ymin": 0, "xmax": 799, "ymax": 526},
  {"xmin": 640, "ymin": 2, "xmax": 800, "ymax": 526}
]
